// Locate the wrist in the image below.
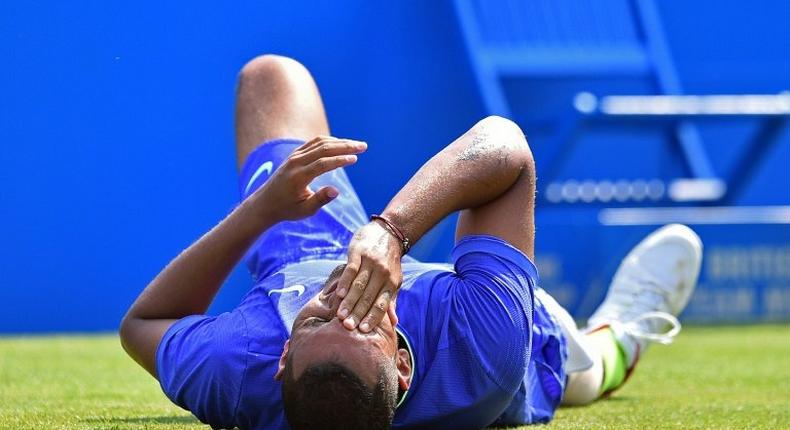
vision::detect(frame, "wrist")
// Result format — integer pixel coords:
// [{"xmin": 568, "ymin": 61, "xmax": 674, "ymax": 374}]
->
[
  {"xmin": 371, "ymin": 214, "xmax": 410, "ymax": 255},
  {"xmin": 381, "ymin": 207, "xmax": 416, "ymax": 243},
  {"xmin": 239, "ymin": 193, "xmax": 279, "ymax": 233},
  {"xmin": 373, "ymin": 220, "xmax": 404, "ymax": 253}
]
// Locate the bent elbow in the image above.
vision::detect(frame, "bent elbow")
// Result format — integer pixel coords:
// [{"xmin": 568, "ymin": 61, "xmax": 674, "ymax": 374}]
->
[
  {"xmin": 472, "ymin": 115, "xmax": 534, "ymax": 175},
  {"xmin": 118, "ymin": 312, "xmax": 134, "ymax": 353}
]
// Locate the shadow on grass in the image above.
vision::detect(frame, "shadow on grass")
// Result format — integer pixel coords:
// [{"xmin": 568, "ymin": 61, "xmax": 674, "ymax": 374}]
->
[
  {"xmin": 82, "ymin": 415, "xmax": 199, "ymax": 425},
  {"xmin": 556, "ymin": 395, "xmax": 638, "ymax": 410},
  {"xmin": 601, "ymin": 395, "xmax": 637, "ymax": 402}
]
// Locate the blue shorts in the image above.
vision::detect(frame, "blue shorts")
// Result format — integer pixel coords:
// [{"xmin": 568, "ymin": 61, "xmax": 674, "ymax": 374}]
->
[{"xmin": 239, "ymin": 139, "xmax": 418, "ymax": 281}]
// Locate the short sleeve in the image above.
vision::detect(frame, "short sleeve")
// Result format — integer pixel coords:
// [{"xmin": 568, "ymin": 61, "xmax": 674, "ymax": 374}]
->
[
  {"xmin": 451, "ymin": 235, "xmax": 539, "ymax": 284},
  {"xmin": 156, "ymin": 311, "xmax": 249, "ymax": 429},
  {"xmin": 448, "ymin": 235, "xmax": 537, "ymax": 392},
  {"xmin": 392, "ymin": 235, "xmax": 539, "ymax": 428}
]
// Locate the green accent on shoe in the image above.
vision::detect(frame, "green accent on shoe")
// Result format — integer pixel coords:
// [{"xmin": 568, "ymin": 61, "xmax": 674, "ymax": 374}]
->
[{"xmin": 587, "ymin": 327, "xmax": 628, "ymax": 394}]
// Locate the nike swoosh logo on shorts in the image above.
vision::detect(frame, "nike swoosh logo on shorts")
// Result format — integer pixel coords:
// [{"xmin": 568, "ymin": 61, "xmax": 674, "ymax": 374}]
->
[
  {"xmin": 244, "ymin": 161, "xmax": 274, "ymax": 194},
  {"xmin": 268, "ymin": 284, "xmax": 306, "ymax": 297}
]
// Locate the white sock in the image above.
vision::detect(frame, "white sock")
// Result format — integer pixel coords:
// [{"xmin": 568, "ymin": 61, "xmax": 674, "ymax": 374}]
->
[{"xmin": 562, "ymin": 343, "xmax": 603, "ymax": 406}]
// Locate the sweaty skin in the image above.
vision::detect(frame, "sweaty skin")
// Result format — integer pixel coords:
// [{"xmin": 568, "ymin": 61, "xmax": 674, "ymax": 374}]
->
[{"xmin": 335, "ymin": 116, "xmax": 535, "ymax": 333}]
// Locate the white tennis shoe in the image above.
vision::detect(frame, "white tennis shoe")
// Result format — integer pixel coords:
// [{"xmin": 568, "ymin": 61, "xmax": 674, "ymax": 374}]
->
[{"xmin": 586, "ymin": 224, "xmax": 703, "ymax": 369}]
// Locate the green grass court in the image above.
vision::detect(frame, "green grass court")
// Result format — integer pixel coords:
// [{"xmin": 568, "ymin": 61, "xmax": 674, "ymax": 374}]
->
[{"xmin": 1, "ymin": 325, "xmax": 788, "ymax": 429}]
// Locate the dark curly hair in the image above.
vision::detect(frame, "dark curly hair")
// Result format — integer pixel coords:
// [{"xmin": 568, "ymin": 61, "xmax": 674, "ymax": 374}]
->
[{"xmin": 281, "ymin": 357, "xmax": 398, "ymax": 430}]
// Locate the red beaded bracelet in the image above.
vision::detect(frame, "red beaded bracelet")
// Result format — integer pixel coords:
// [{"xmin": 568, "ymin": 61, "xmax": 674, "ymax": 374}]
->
[{"xmin": 370, "ymin": 214, "xmax": 411, "ymax": 254}]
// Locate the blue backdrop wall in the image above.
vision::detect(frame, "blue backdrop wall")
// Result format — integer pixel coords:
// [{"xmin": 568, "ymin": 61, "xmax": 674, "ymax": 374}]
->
[{"xmin": 2, "ymin": 1, "xmax": 789, "ymax": 333}]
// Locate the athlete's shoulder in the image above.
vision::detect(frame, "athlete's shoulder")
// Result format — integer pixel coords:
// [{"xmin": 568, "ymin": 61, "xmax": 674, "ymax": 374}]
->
[
  {"xmin": 396, "ymin": 261, "xmax": 456, "ymax": 315},
  {"xmin": 401, "ymin": 261, "xmax": 455, "ymax": 288}
]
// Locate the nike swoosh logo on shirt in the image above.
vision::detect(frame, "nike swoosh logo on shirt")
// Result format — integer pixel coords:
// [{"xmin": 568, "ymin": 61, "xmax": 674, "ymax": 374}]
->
[
  {"xmin": 268, "ymin": 284, "xmax": 306, "ymax": 297},
  {"xmin": 244, "ymin": 161, "xmax": 274, "ymax": 194}
]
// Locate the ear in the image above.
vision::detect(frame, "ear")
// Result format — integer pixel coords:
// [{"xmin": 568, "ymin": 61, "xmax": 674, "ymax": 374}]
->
[
  {"xmin": 396, "ymin": 347, "xmax": 411, "ymax": 390},
  {"xmin": 274, "ymin": 340, "xmax": 290, "ymax": 381}
]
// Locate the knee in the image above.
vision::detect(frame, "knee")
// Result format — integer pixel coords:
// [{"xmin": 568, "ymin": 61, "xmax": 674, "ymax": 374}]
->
[{"xmin": 237, "ymin": 54, "xmax": 310, "ymax": 89}]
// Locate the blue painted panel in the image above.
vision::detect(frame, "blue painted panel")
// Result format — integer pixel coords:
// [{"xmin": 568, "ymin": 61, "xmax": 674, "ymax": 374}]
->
[
  {"xmin": 536, "ymin": 212, "xmax": 790, "ymax": 323},
  {"xmin": 0, "ymin": 1, "xmax": 481, "ymax": 333},
  {"xmin": 1, "ymin": 1, "xmax": 789, "ymax": 332}
]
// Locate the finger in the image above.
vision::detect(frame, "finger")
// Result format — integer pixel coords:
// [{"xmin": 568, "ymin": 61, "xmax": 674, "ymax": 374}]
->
[
  {"xmin": 359, "ymin": 288, "xmax": 393, "ymax": 333},
  {"xmin": 337, "ymin": 260, "xmax": 372, "ymax": 321},
  {"xmin": 301, "ymin": 154, "xmax": 358, "ymax": 180},
  {"xmin": 292, "ymin": 135, "xmax": 334, "ymax": 155},
  {"xmin": 336, "ymin": 255, "xmax": 361, "ymax": 299},
  {"xmin": 302, "ymin": 186, "xmax": 339, "ymax": 214},
  {"xmin": 297, "ymin": 140, "xmax": 367, "ymax": 165},
  {"xmin": 347, "ymin": 270, "xmax": 385, "ymax": 331},
  {"xmin": 387, "ymin": 300, "xmax": 399, "ymax": 327}
]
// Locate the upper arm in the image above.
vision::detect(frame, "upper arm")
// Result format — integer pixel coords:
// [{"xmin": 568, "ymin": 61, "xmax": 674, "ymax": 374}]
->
[
  {"xmin": 454, "ymin": 116, "xmax": 536, "ymax": 260},
  {"xmin": 154, "ymin": 312, "xmax": 249, "ymax": 428}
]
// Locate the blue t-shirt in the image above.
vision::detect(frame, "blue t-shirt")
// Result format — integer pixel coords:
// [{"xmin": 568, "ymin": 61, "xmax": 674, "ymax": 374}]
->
[{"xmin": 155, "ymin": 140, "xmax": 566, "ymax": 429}]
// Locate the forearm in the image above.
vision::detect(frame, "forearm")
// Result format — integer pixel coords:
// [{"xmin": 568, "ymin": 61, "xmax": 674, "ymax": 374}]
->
[
  {"xmin": 120, "ymin": 136, "xmax": 363, "ymax": 375},
  {"xmin": 382, "ymin": 116, "xmax": 529, "ymax": 244},
  {"xmin": 125, "ymin": 194, "xmax": 275, "ymax": 321},
  {"xmin": 119, "ymin": 194, "xmax": 276, "ymax": 376}
]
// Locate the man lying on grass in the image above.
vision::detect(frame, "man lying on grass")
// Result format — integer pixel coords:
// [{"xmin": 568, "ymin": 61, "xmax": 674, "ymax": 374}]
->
[{"xmin": 120, "ymin": 54, "xmax": 702, "ymax": 430}]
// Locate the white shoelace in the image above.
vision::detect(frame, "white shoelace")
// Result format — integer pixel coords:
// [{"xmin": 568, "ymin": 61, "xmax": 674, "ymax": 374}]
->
[{"xmin": 620, "ymin": 311, "xmax": 682, "ymax": 345}]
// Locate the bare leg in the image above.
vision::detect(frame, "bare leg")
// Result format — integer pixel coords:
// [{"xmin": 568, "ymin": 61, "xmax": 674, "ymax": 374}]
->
[{"xmin": 235, "ymin": 54, "xmax": 330, "ymax": 169}]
